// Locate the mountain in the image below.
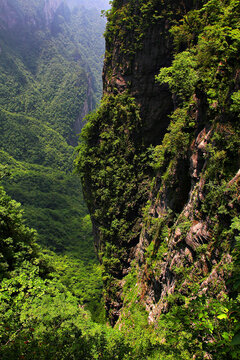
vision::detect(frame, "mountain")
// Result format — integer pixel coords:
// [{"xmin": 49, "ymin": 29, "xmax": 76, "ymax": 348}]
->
[
  {"xmin": 0, "ymin": 0, "xmax": 107, "ymax": 348},
  {"xmin": 0, "ymin": 0, "xmax": 240, "ymax": 359},
  {"xmin": 0, "ymin": 0, "xmax": 106, "ymax": 252},
  {"xmin": 75, "ymin": 0, "xmax": 240, "ymax": 357},
  {"xmin": 0, "ymin": 0, "xmax": 106, "ymax": 143}
]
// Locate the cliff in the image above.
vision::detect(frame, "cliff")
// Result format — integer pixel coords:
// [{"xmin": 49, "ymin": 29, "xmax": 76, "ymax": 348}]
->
[
  {"xmin": 0, "ymin": 0, "xmax": 21, "ymax": 30},
  {"xmin": 76, "ymin": 0, "xmax": 240, "ymax": 357},
  {"xmin": 0, "ymin": 0, "xmax": 63, "ymax": 30}
]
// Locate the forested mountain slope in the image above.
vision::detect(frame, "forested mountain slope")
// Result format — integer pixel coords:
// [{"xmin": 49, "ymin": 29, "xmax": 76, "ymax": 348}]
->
[
  {"xmin": 75, "ymin": 0, "xmax": 240, "ymax": 358},
  {"xmin": 0, "ymin": 171, "xmax": 115, "ymax": 359},
  {"xmin": 0, "ymin": 0, "xmax": 106, "ymax": 253},
  {"xmin": 0, "ymin": 0, "xmax": 105, "ymax": 143},
  {"xmin": 0, "ymin": 0, "xmax": 109, "ymax": 355}
]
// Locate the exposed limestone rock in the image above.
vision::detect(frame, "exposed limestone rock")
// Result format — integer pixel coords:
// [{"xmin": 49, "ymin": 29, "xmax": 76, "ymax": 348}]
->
[
  {"xmin": 44, "ymin": 0, "xmax": 62, "ymax": 25},
  {"xmin": 0, "ymin": 0, "xmax": 20, "ymax": 30},
  {"xmin": 72, "ymin": 76, "xmax": 94, "ymax": 145},
  {"xmin": 103, "ymin": 16, "xmax": 174, "ymax": 146},
  {"xmin": 0, "ymin": 0, "xmax": 63, "ymax": 31}
]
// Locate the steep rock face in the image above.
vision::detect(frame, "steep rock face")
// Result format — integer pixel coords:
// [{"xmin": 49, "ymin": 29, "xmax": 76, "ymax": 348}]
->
[
  {"xmin": 0, "ymin": 0, "xmax": 21, "ymax": 30},
  {"xmin": 76, "ymin": 0, "xmax": 240, "ymax": 330},
  {"xmin": 44, "ymin": 0, "xmax": 62, "ymax": 25},
  {"xmin": 0, "ymin": 0, "xmax": 63, "ymax": 31},
  {"xmin": 103, "ymin": 0, "xmax": 201, "ymax": 146},
  {"xmin": 103, "ymin": 2, "xmax": 175, "ymax": 145},
  {"xmin": 73, "ymin": 75, "xmax": 94, "ymax": 138},
  {"xmin": 77, "ymin": 0, "xmax": 201, "ymax": 324},
  {"xmin": 136, "ymin": 118, "xmax": 239, "ymax": 322},
  {"xmin": 103, "ymin": 24, "xmax": 173, "ymax": 146}
]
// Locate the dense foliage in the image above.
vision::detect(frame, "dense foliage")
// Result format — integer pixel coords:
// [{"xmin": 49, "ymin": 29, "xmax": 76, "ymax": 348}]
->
[
  {"xmin": 0, "ymin": 169, "xmax": 38, "ymax": 279},
  {"xmin": 75, "ymin": 92, "xmax": 150, "ymax": 322},
  {"xmin": 0, "ymin": 1, "xmax": 105, "ymax": 142},
  {"xmin": 0, "ymin": 179, "xmax": 116, "ymax": 359}
]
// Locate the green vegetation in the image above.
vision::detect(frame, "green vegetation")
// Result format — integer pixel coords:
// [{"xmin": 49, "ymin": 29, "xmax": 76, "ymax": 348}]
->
[
  {"xmin": 1, "ymin": 153, "xmax": 90, "ymax": 253},
  {"xmin": 75, "ymin": 93, "xmax": 150, "ymax": 320},
  {"xmin": 135, "ymin": 0, "xmax": 240, "ymax": 357},
  {"xmin": 0, "ymin": 171, "xmax": 38, "ymax": 279},
  {"xmin": 0, "ymin": 2, "xmax": 105, "ymax": 143},
  {"xmin": 1, "ymin": 0, "xmax": 240, "ymax": 358},
  {"xmin": 1, "ymin": 174, "xmax": 236, "ymax": 359},
  {"xmin": 75, "ymin": 93, "xmax": 147, "ymax": 248},
  {"xmin": 0, "ymin": 180, "xmax": 120, "ymax": 359},
  {"xmin": 0, "ymin": 0, "xmax": 107, "ymax": 352},
  {"xmin": 0, "ymin": 0, "xmax": 106, "ymax": 252},
  {"xmin": 103, "ymin": 0, "xmax": 185, "ymax": 61}
]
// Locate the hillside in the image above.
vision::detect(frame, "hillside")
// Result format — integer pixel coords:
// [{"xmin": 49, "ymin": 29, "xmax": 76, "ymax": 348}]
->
[{"xmin": 0, "ymin": 0, "xmax": 106, "ymax": 253}]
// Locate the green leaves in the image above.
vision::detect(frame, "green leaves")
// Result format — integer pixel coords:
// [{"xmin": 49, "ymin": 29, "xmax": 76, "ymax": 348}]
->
[
  {"xmin": 156, "ymin": 51, "xmax": 198, "ymax": 103},
  {"xmin": 0, "ymin": 184, "xmax": 38, "ymax": 280},
  {"xmin": 218, "ymin": 314, "xmax": 228, "ymax": 320},
  {"xmin": 231, "ymin": 332, "xmax": 240, "ymax": 346},
  {"xmin": 150, "ymin": 107, "xmax": 193, "ymax": 173},
  {"xmin": 75, "ymin": 93, "xmax": 147, "ymax": 249},
  {"xmin": 231, "ymin": 91, "xmax": 240, "ymax": 115},
  {"xmin": 0, "ymin": 261, "xmax": 128, "ymax": 360}
]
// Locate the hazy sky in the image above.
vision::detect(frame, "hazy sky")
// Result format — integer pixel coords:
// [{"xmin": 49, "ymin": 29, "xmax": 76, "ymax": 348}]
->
[{"xmin": 66, "ymin": 0, "xmax": 110, "ymax": 11}]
